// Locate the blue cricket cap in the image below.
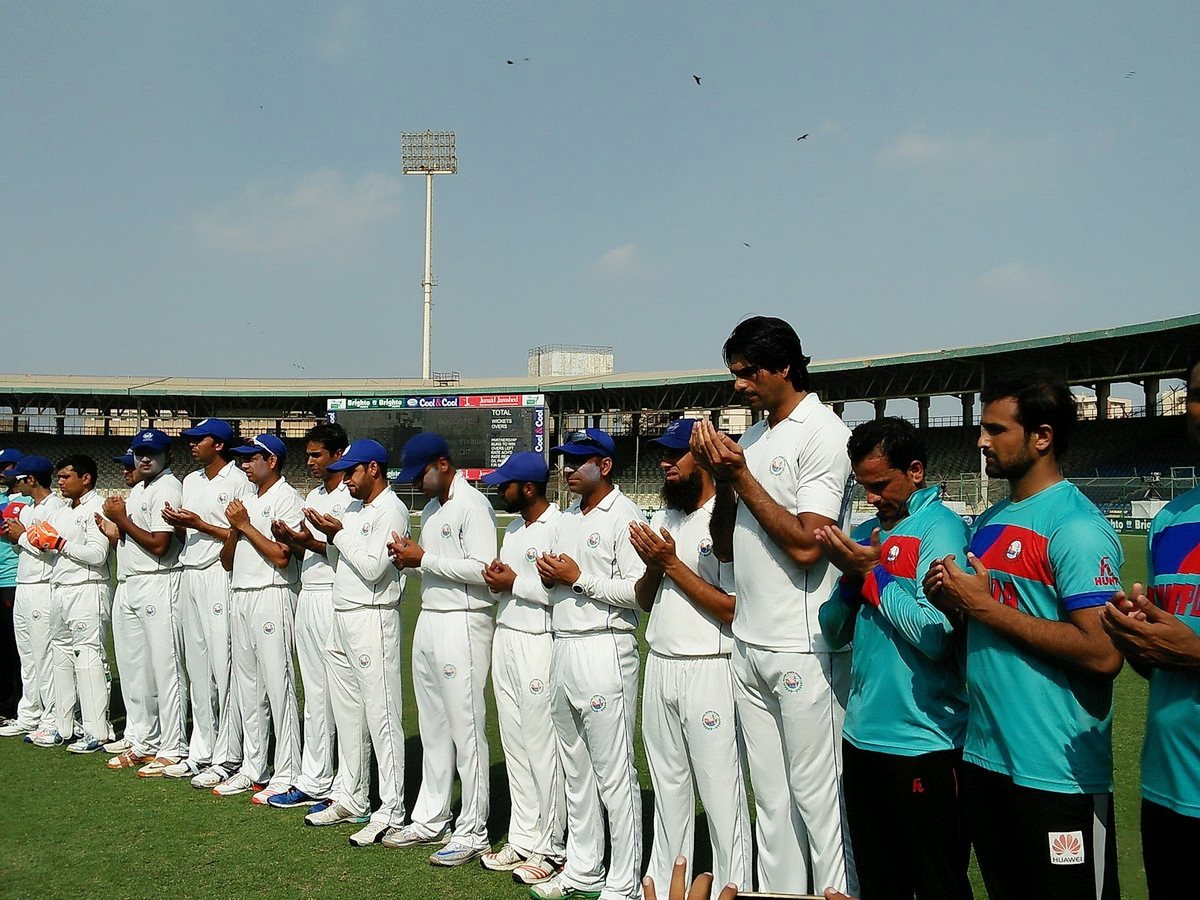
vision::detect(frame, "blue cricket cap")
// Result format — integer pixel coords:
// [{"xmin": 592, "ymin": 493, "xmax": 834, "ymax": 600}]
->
[
  {"xmin": 112, "ymin": 449, "xmax": 136, "ymax": 467},
  {"xmin": 648, "ymin": 418, "xmax": 696, "ymax": 450},
  {"xmin": 0, "ymin": 449, "xmax": 25, "ymax": 465},
  {"xmin": 481, "ymin": 451, "xmax": 549, "ymax": 485},
  {"xmin": 128, "ymin": 428, "xmax": 172, "ymax": 454},
  {"xmin": 180, "ymin": 418, "xmax": 235, "ymax": 443},
  {"xmin": 8, "ymin": 455, "xmax": 54, "ymax": 478},
  {"xmin": 394, "ymin": 432, "xmax": 450, "ymax": 484},
  {"xmin": 550, "ymin": 427, "xmax": 616, "ymax": 459},
  {"xmin": 326, "ymin": 439, "xmax": 388, "ymax": 472},
  {"xmin": 231, "ymin": 434, "xmax": 287, "ymax": 462}
]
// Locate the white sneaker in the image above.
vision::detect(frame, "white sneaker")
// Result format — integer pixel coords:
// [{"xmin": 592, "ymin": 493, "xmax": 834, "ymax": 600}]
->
[
  {"xmin": 28, "ymin": 728, "xmax": 65, "ymax": 748},
  {"xmin": 102, "ymin": 737, "xmax": 131, "ymax": 754},
  {"xmin": 512, "ymin": 854, "xmax": 566, "ymax": 885},
  {"xmin": 212, "ymin": 772, "xmax": 258, "ymax": 797},
  {"xmin": 162, "ymin": 759, "xmax": 202, "ymax": 779},
  {"xmin": 430, "ymin": 840, "xmax": 486, "ymax": 867},
  {"xmin": 190, "ymin": 766, "xmax": 227, "ymax": 789},
  {"xmin": 349, "ymin": 820, "xmax": 391, "ymax": 846},
  {"xmin": 528, "ymin": 874, "xmax": 601, "ymax": 899},
  {"xmin": 304, "ymin": 802, "xmax": 370, "ymax": 827},
  {"xmin": 251, "ymin": 783, "xmax": 288, "ymax": 806},
  {"xmin": 0, "ymin": 721, "xmax": 35, "ymax": 738},
  {"xmin": 380, "ymin": 823, "xmax": 452, "ymax": 849},
  {"xmin": 481, "ymin": 843, "xmax": 527, "ymax": 871}
]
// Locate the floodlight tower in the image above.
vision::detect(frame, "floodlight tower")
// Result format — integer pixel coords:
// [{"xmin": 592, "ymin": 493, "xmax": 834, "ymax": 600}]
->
[{"xmin": 401, "ymin": 130, "xmax": 457, "ymax": 380}]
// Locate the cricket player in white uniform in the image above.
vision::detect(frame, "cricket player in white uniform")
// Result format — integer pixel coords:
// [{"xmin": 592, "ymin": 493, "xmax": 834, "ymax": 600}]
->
[
  {"xmin": 386, "ymin": 432, "xmax": 498, "ymax": 867},
  {"xmin": 302, "ymin": 439, "xmax": 410, "ymax": 847},
  {"xmin": 100, "ymin": 429, "xmax": 186, "ymax": 777},
  {"xmin": 479, "ymin": 452, "xmax": 567, "ymax": 886},
  {"xmin": 161, "ymin": 418, "xmax": 252, "ymax": 785},
  {"xmin": 692, "ymin": 316, "xmax": 855, "ymax": 895},
  {"xmin": 0, "ymin": 456, "xmax": 67, "ymax": 740},
  {"xmin": 535, "ymin": 428, "xmax": 647, "ymax": 900},
  {"xmin": 267, "ymin": 422, "xmax": 350, "ymax": 809},
  {"xmin": 215, "ymin": 434, "xmax": 305, "ymax": 801},
  {"xmin": 632, "ymin": 419, "xmax": 752, "ymax": 897},
  {"xmin": 33, "ymin": 455, "xmax": 114, "ymax": 752}
]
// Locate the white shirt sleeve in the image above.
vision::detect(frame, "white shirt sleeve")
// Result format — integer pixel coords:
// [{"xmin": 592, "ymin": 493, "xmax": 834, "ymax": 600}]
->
[
  {"xmin": 333, "ymin": 505, "xmax": 408, "ymax": 585},
  {"xmin": 794, "ymin": 426, "xmax": 852, "ymax": 520},
  {"xmin": 579, "ymin": 510, "xmax": 646, "ymax": 609},
  {"xmin": 418, "ymin": 501, "xmax": 497, "ymax": 586}
]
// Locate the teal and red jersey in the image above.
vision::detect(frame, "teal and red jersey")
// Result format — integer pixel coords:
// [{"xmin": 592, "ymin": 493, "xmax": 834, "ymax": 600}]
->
[
  {"xmin": 819, "ymin": 485, "xmax": 969, "ymax": 756},
  {"xmin": 964, "ymin": 479, "xmax": 1123, "ymax": 794},
  {"xmin": 1141, "ymin": 486, "xmax": 1200, "ymax": 817},
  {"xmin": 0, "ymin": 492, "xmax": 31, "ymax": 587}
]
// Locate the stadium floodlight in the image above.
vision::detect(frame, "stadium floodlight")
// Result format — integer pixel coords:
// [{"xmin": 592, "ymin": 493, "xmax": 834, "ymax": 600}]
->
[{"xmin": 401, "ymin": 130, "xmax": 457, "ymax": 381}]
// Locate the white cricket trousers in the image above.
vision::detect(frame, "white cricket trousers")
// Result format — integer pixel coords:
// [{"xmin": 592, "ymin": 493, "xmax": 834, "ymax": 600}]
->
[
  {"xmin": 551, "ymin": 631, "xmax": 642, "ymax": 900},
  {"xmin": 326, "ymin": 604, "xmax": 406, "ymax": 826},
  {"xmin": 12, "ymin": 582, "xmax": 55, "ymax": 731},
  {"xmin": 230, "ymin": 585, "xmax": 300, "ymax": 787},
  {"xmin": 410, "ymin": 608, "xmax": 493, "ymax": 849},
  {"xmin": 493, "ymin": 625, "xmax": 565, "ymax": 859},
  {"xmin": 180, "ymin": 564, "xmax": 241, "ymax": 768},
  {"xmin": 643, "ymin": 652, "xmax": 752, "ymax": 897},
  {"xmin": 110, "ymin": 582, "xmax": 149, "ymax": 749},
  {"xmin": 733, "ymin": 640, "xmax": 856, "ymax": 896},
  {"xmin": 50, "ymin": 581, "xmax": 112, "ymax": 741},
  {"xmin": 294, "ymin": 587, "xmax": 337, "ymax": 798},
  {"xmin": 119, "ymin": 571, "xmax": 187, "ymax": 759}
]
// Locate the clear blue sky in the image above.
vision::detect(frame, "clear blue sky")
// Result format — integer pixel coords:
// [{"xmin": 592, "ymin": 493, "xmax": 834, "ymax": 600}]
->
[{"xmin": 3, "ymin": 2, "xmax": 1196, "ymax": 379}]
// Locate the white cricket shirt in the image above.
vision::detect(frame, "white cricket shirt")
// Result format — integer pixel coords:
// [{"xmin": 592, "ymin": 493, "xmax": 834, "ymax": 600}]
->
[
  {"xmin": 732, "ymin": 392, "xmax": 852, "ymax": 652},
  {"xmin": 16, "ymin": 493, "xmax": 67, "ymax": 584},
  {"xmin": 416, "ymin": 472, "xmax": 498, "ymax": 612},
  {"xmin": 331, "ymin": 489, "xmax": 410, "ymax": 610},
  {"xmin": 548, "ymin": 485, "xmax": 647, "ymax": 635},
  {"xmin": 645, "ymin": 497, "xmax": 736, "ymax": 657},
  {"xmin": 48, "ymin": 490, "xmax": 111, "ymax": 585},
  {"xmin": 123, "ymin": 469, "xmax": 183, "ymax": 575},
  {"xmin": 494, "ymin": 503, "xmax": 562, "ymax": 634},
  {"xmin": 179, "ymin": 460, "xmax": 253, "ymax": 570},
  {"xmin": 300, "ymin": 480, "xmax": 351, "ymax": 589},
  {"xmin": 230, "ymin": 477, "xmax": 305, "ymax": 590}
]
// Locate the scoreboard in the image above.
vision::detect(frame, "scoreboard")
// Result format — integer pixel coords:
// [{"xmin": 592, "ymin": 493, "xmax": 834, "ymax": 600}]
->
[{"xmin": 326, "ymin": 394, "xmax": 547, "ymax": 481}]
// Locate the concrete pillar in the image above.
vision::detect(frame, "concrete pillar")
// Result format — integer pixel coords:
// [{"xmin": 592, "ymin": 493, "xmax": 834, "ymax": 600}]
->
[
  {"xmin": 710, "ymin": 408, "xmax": 721, "ymax": 426},
  {"xmin": 873, "ymin": 398, "xmax": 887, "ymax": 421},
  {"xmin": 591, "ymin": 414, "xmax": 601, "ymax": 430},
  {"xmin": 960, "ymin": 392, "xmax": 974, "ymax": 427},
  {"xmin": 1095, "ymin": 383, "xmax": 1111, "ymax": 421},
  {"xmin": 631, "ymin": 412, "xmax": 641, "ymax": 439},
  {"xmin": 917, "ymin": 396, "xmax": 931, "ymax": 429},
  {"xmin": 832, "ymin": 402, "xmax": 845, "ymax": 419},
  {"xmin": 1144, "ymin": 378, "xmax": 1160, "ymax": 417}
]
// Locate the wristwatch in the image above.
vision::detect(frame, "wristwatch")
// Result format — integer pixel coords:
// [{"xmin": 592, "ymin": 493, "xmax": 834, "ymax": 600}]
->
[{"xmin": 571, "ymin": 580, "xmax": 586, "ymax": 595}]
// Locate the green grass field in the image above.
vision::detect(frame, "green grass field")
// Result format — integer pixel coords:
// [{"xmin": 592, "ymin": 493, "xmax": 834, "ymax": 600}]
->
[{"xmin": 0, "ymin": 534, "xmax": 1153, "ymax": 898}]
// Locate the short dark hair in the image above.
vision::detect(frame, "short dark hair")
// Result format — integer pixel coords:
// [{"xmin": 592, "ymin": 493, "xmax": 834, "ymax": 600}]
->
[
  {"xmin": 55, "ymin": 454, "xmax": 98, "ymax": 488},
  {"xmin": 847, "ymin": 417, "xmax": 927, "ymax": 470},
  {"xmin": 981, "ymin": 372, "xmax": 1076, "ymax": 456},
  {"xmin": 304, "ymin": 421, "xmax": 349, "ymax": 454},
  {"xmin": 722, "ymin": 316, "xmax": 811, "ymax": 391},
  {"xmin": 1185, "ymin": 350, "xmax": 1200, "ymax": 385}
]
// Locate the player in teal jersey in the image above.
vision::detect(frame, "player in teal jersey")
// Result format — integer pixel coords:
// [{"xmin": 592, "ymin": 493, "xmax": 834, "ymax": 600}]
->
[
  {"xmin": 1102, "ymin": 352, "xmax": 1200, "ymax": 898},
  {"xmin": 817, "ymin": 418, "xmax": 971, "ymax": 900},
  {"xmin": 924, "ymin": 374, "xmax": 1124, "ymax": 900},
  {"xmin": 0, "ymin": 448, "xmax": 33, "ymax": 722}
]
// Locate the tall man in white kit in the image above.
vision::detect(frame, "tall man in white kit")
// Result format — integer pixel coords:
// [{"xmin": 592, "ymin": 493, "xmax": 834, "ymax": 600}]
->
[
  {"xmin": 386, "ymin": 432, "xmax": 498, "ymax": 867},
  {"xmin": 160, "ymin": 418, "xmax": 252, "ymax": 785},
  {"xmin": 479, "ymin": 452, "xmax": 567, "ymax": 886},
  {"xmin": 692, "ymin": 316, "xmax": 855, "ymax": 895},
  {"xmin": 632, "ymin": 419, "xmax": 752, "ymax": 896},
  {"xmin": 100, "ymin": 429, "xmax": 188, "ymax": 777},
  {"xmin": 534, "ymin": 428, "xmax": 647, "ymax": 900},
  {"xmin": 216, "ymin": 434, "xmax": 305, "ymax": 800},
  {"xmin": 302, "ymin": 439, "xmax": 411, "ymax": 846},
  {"xmin": 267, "ymin": 422, "xmax": 351, "ymax": 809}
]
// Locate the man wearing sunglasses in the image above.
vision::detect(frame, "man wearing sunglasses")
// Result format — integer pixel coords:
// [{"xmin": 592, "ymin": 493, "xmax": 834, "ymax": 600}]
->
[{"xmin": 532, "ymin": 428, "xmax": 646, "ymax": 900}]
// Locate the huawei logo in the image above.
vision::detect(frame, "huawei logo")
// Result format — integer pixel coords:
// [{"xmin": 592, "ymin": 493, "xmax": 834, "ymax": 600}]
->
[{"xmin": 1051, "ymin": 833, "xmax": 1081, "ymax": 856}]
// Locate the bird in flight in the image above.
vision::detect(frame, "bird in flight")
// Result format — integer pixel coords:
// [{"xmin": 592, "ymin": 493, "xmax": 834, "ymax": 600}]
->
[
  {"xmin": 796, "ymin": 134, "xmax": 809, "ymax": 141},
  {"xmin": 692, "ymin": 74, "xmax": 701, "ymax": 85},
  {"xmin": 743, "ymin": 242, "xmax": 751, "ymax": 248},
  {"xmin": 1125, "ymin": 71, "xmax": 1135, "ymax": 78}
]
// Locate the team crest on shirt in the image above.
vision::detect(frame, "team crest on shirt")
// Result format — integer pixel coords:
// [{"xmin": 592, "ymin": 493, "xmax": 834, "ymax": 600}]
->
[
  {"xmin": 782, "ymin": 671, "xmax": 803, "ymax": 692},
  {"xmin": 1006, "ymin": 540, "xmax": 1023, "ymax": 560},
  {"xmin": 75, "ymin": 515, "xmax": 86, "ymax": 527},
  {"xmin": 360, "ymin": 522, "xmax": 372, "ymax": 535},
  {"xmin": 587, "ymin": 532, "xmax": 601, "ymax": 549},
  {"xmin": 1048, "ymin": 831, "xmax": 1085, "ymax": 865},
  {"xmin": 443, "ymin": 664, "xmax": 457, "ymax": 679},
  {"xmin": 698, "ymin": 538, "xmax": 713, "ymax": 557},
  {"xmin": 145, "ymin": 605, "xmax": 156, "ymax": 618},
  {"xmin": 529, "ymin": 678, "xmax": 545, "ymax": 695},
  {"xmin": 140, "ymin": 502, "xmax": 150, "ymax": 515},
  {"xmin": 441, "ymin": 523, "xmax": 452, "ymax": 538},
  {"xmin": 525, "ymin": 547, "xmax": 539, "ymax": 562},
  {"xmin": 331, "ymin": 505, "xmax": 344, "ymax": 517},
  {"xmin": 358, "ymin": 654, "xmax": 371, "ymax": 668},
  {"xmin": 217, "ymin": 491, "xmax": 230, "ymax": 504},
  {"xmin": 702, "ymin": 710, "xmax": 721, "ymax": 730},
  {"xmin": 590, "ymin": 694, "xmax": 607, "ymax": 712},
  {"xmin": 887, "ymin": 544, "xmax": 901, "ymax": 562},
  {"xmin": 261, "ymin": 506, "xmax": 272, "ymax": 518},
  {"xmin": 263, "ymin": 621, "xmax": 276, "ymax": 635},
  {"xmin": 769, "ymin": 456, "xmax": 786, "ymax": 476}
]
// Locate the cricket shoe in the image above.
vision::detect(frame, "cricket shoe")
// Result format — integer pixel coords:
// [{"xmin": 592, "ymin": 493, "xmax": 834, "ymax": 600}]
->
[
  {"xmin": 0, "ymin": 721, "xmax": 36, "ymax": 738},
  {"xmin": 212, "ymin": 772, "xmax": 262, "ymax": 797},
  {"xmin": 481, "ymin": 843, "xmax": 527, "ymax": 871},
  {"xmin": 267, "ymin": 787, "xmax": 317, "ymax": 809},
  {"xmin": 513, "ymin": 854, "xmax": 565, "ymax": 885},
  {"xmin": 27, "ymin": 728, "xmax": 65, "ymax": 748},
  {"xmin": 106, "ymin": 749, "xmax": 155, "ymax": 770},
  {"xmin": 137, "ymin": 757, "xmax": 180, "ymax": 778},
  {"xmin": 251, "ymin": 783, "xmax": 290, "ymax": 806},
  {"xmin": 380, "ymin": 823, "xmax": 452, "ymax": 849},
  {"xmin": 190, "ymin": 766, "xmax": 229, "ymax": 789},
  {"xmin": 307, "ymin": 798, "xmax": 335, "ymax": 816},
  {"xmin": 66, "ymin": 734, "xmax": 106, "ymax": 754},
  {"xmin": 528, "ymin": 874, "xmax": 601, "ymax": 899},
  {"xmin": 348, "ymin": 821, "xmax": 391, "ymax": 847},
  {"xmin": 162, "ymin": 759, "xmax": 203, "ymax": 779},
  {"xmin": 304, "ymin": 802, "xmax": 369, "ymax": 827},
  {"xmin": 430, "ymin": 840, "xmax": 486, "ymax": 867},
  {"xmin": 102, "ymin": 737, "xmax": 131, "ymax": 754}
]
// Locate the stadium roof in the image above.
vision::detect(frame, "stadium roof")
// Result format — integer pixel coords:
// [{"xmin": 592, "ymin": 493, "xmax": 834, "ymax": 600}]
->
[{"xmin": 2, "ymin": 313, "xmax": 1196, "ymax": 417}]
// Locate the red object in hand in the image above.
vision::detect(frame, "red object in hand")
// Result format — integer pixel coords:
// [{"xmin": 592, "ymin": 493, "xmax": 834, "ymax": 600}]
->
[{"xmin": 2, "ymin": 501, "xmax": 26, "ymax": 521}]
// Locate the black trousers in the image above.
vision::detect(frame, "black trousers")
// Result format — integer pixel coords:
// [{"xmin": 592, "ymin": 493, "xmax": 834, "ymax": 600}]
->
[
  {"xmin": 1142, "ymin": 797, "xmax": 1200, "ymax": 899},
  {"xmin": 843, "ymin": 741, "xmax": 972, "ymax": 900},
  {"xmin": 0, "ymin": 585, "xmax": 19, "ymax": 718},
  {"xmin": 965, "ymin": 762, "xmax": 1118, "ymax": 900}
]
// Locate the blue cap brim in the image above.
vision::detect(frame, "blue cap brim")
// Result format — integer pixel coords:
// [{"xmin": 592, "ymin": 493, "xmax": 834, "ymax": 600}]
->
[
  {"xmin": 479, "ymin": 471, "xmax": 509, "ymax": 485},
  {"xmin": 391, "ymin": 464, "xmax": 426, "ymax": 485},
  {"xmin": 230, "ymin": 445, "xmax": 277, "ymax": 457},
  {"xmin": 647, "ymin": 437, "xmax": 690, "ymax": 449},
  {"xmin": 328, "ymin": 455, "xmax": 382, "ymax": 472},
  {"xmin": 550, "ymin": 442, "xmax": 611, "ymax": 458}
]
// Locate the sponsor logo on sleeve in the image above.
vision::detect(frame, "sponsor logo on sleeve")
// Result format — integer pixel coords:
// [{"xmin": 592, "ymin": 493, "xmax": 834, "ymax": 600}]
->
[{"xmin": 1095, "ymin": 556, "xmax": 1120, "ymax": 587}]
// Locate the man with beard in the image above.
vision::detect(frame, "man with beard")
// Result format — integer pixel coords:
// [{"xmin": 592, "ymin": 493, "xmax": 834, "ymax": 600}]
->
[
  {"xmin": 160, "ymin": 419, "xmax": 252, "ymax": 786},
  {"xmin": 478, "ymin": 452, "xmax": 566, "ymax": 886},
  {"xmin": 266, "ymin": 422, "xmax": 350, "ymax": 810},
  {"xmin": 100, "ymin": 429, "xmax": 186, "ymax": 777},
  {"xmin": 532, "ymin": 428, "xmax": 646, "ymax": 900},
  {"xmin": 632, "ymin": 418, "xmax": 751, "ymax": 897},
  {"xmin": 385, "ymin": 433, "xmax": 498, "ymax": 866},
  {"xmin": 924, "ymin": 374, "xmax": 1124, "ymax": 899},
  {"xmin": 303, "ymin": 439, "xmax": 411, "ymax": 846}
]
